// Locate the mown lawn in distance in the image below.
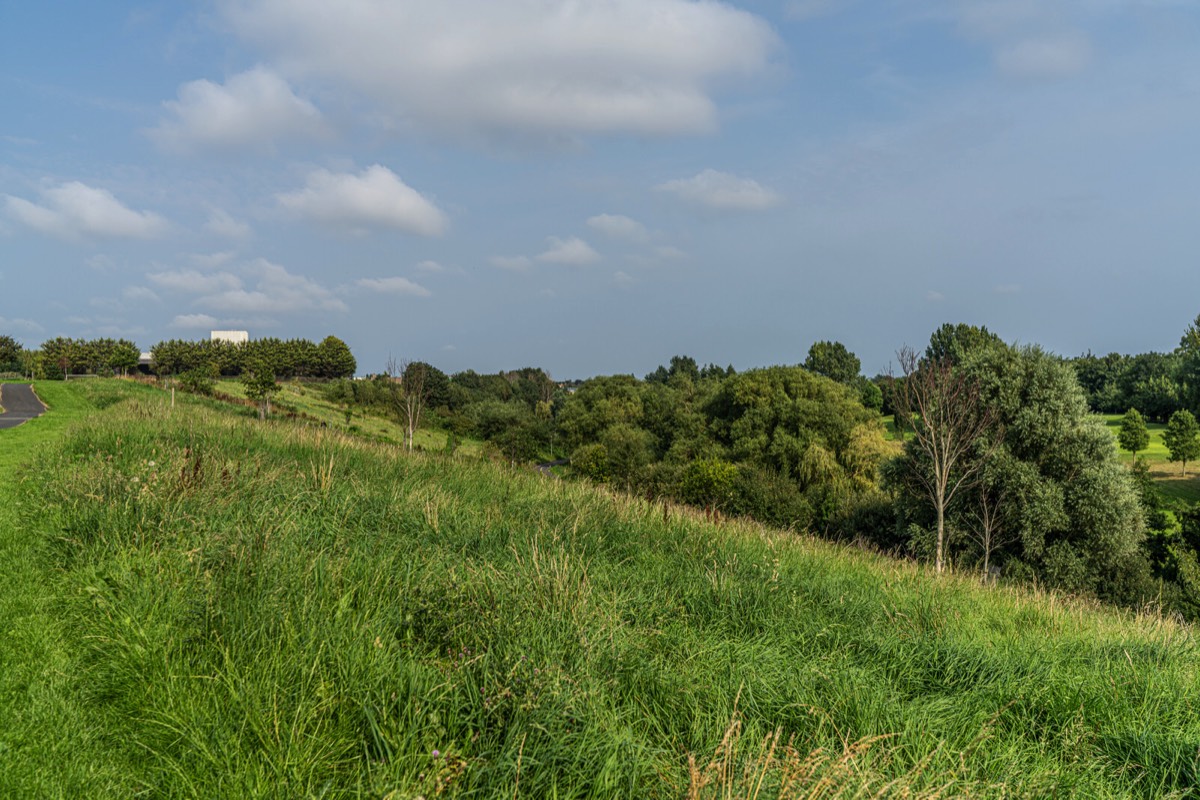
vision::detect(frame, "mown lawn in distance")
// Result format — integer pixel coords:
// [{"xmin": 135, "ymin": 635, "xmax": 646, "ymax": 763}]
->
[
  {"xmin": 5, "ymin": 382, "xmax": 1200, "ymax": 797},
  {"xmin": 213, "ymin": 377, "xmax": 484, "ymax": 456},
  {"xmin": 1103, "ymin": 414, "xmax": 1200, "ymax": 503}
]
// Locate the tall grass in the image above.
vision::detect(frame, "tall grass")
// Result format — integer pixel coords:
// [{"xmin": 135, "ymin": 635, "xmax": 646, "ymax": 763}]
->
[{"xmin": 6, "ymin": 384, "xmax": 1200, "ymax": 797}]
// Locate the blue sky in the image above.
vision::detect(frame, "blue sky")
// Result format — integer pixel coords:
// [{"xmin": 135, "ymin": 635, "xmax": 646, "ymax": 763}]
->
[{"xmin": 3, "ymin": 1, "xmax": 1200, "ymax": 378}]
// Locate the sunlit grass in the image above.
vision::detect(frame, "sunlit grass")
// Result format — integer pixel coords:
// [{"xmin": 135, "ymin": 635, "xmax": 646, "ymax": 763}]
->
[
  {"xmin": 1103, "ymin": 414, "xmax": 1200, "ymax": 503},
  {"xmin": 3, "ymin": 382, "xmax": 1198, "ymax": 796}
]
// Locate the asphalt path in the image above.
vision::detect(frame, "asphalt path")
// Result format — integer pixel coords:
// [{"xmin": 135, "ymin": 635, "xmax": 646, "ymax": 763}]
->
[{"xmin": 0, "ymin": 384, "xmax": 47, "ymax": 429}]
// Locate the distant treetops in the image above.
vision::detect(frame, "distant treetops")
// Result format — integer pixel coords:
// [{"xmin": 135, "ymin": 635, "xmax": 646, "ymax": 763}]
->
[
  {"xmin": 2, "ymin": 334, "xmax": 356, "ymax": 380},
  {"xmin": 150, "ymin": 335, "xmax": 356, "ymax": 379}
]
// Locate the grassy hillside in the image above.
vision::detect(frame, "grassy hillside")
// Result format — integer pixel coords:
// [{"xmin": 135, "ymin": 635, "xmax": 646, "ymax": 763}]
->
[
  {"xmin": 3, "ymin": 381, "xmax": 1200, "ymax": 797},
  {"xmin": 212, "ymin": 378, "xmax": 484, "ymax": 456}
]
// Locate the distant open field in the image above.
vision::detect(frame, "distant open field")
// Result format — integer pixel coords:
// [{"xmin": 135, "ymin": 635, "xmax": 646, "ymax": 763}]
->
[
  {"xmin": 213, "ymin": 378, "xmax": 483, "ymax": 456},
  {"xmin": 4, "ymin": 380, "xmax": 1200, "ymax": 796},
  {"xmin": 1103, "ymin": 414, "xmax": 1200, "ymax": 503}
]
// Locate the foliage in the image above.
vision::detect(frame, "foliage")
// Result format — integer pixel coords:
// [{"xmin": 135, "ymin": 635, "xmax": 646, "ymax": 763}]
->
[
  {"xmin": 924, "ymin": 322, "xmax": 1003, "ymax": 365},
  {"xmin": 679, "ymin": 458, "xmax": 737, "ymax": 514},
  {"xmin": 241, "ymin": 360, "xmax": 281, "ymax": 420},
  {"xmin": 315, "ymin": 335, "xmax": 357, "ymax": 378},
  {"xmin": 150, "ymin": 335, "xmax": 356, "ymax": 379},
  {"xmin": 803, "ymin": 340, "xmax": 860, "ymax": 384},
  {"xmin": 176, "ymin": 368, "xmax": 216, "ymax": 396},
  {"xmin": 1163, "ymin": 409, "xmax": 1200, "ymax": 477},
  {"xmin": 1117, "ymin": 408, "xmax": 1150, "ymax": 459},
  {"xmin": 0, "ymin": 335, "xmax": 23, "ymax": 372},
  {"xmin": 39, "ymin": 337, "xmax": 142, "ymax": 378}
]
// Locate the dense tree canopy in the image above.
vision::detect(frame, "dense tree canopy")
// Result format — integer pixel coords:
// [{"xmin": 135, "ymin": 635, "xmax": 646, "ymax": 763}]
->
[
  {"xmin": 0, "ymin": 335, "xmax": 21, "ymax": 373},
  {"xmin": 891, "ymin": 342, "xmax": 1147, "ymax": 599},
  {"xmin": 803, "ymin": 340, "xmax": 860, "ymax": 384}
]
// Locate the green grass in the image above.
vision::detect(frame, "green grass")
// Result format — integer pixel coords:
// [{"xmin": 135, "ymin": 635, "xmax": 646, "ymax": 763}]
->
[
  {"xmin": 1104, "ymin": 414, "xmax": 1200, "ymax": 503},
  {"xmin": 0, "ymin": 380, "xmax": 164, "ymax": 796},
  {"xmin": 4, "ymin": 381, "xmax": 1200, "ymax": 796}
]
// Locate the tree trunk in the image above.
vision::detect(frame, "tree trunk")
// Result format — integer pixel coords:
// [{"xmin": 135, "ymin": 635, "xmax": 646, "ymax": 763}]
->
[{"xmin": 936, "ymin": 496, "xmax": 945, "ymax": 573}]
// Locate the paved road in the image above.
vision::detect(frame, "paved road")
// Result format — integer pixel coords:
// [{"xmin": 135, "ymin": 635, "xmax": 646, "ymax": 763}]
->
[{"xmin": 0, "ymin": 384, "xmax": 47, "ymax": 429}]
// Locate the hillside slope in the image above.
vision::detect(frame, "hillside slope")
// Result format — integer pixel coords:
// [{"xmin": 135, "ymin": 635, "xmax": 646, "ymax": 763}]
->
[{"xmin": 3, "ymin": 382, "xmax": 1199, "ymax": 798}]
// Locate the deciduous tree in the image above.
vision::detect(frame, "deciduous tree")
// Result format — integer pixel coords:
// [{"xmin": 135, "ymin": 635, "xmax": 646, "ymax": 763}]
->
[
  {"xmin": 1164, "ymin": 409, "xmax": 1200, "ymax": 477},
  {"xmin": 890, "ymin": 346, "xmax": 1001, "ymax": 573},
  {"xmin": 1117, "ymin": 408, "xmax": 1150, "ymax": 463},
  {"xmin": 804, "ymin": 340, "xmax": 860, "ymax": 384}
]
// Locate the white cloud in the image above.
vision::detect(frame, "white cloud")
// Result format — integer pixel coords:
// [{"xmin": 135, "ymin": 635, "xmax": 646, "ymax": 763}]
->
[
  {"xmin": 490, "ymin": 255, "xmax": 533, "ymax": 272},
  {"xmin": 148, "ymin": 269, "xmax": 242, "ymax": 294},
  {"xmin": 219, "ymin": 0, "xmax": 778, "ymax": 138},
  {"xmin": 0, "ymin": 316, "xmax": 43, "ymax": 335},
  {"xmin": 4, "ymin": 182, "xmax": 168, "ymax": 240},
  {"xmin": 656, "ymin": 169, "xmax": 783, "ymax": 211},
  {"xmin": 149, "ymin": 67, "xmax": 327, "ymax": 153},
  {"xmin": 148, "ymin": 258, "xmax": 346, "ymax": 315},
  {"xmin": 199, "ymin": 259, "xmax": 348, "ymax": 314},
  {"xmin": 171, "ymin": 313, "xmax": 223, "ymax": 329},
  {"xmin": 537, "ymin": 236, "xmax": 601, "ymax": 265},
  {"xmin": 355, "ymin": 276, "xmax": 431, "ymax": 297},
  {"xmin": 415, "ymin": 259, "xmax": 444, "ymax": 272},
  {"xmin": 189, "ymin": 251, "xmax": 237, "ymax": 269},
  {"xmin": 122, "ymin": 286, "xmax": 161, "ymax": 303},
  {"xmin": 926, "ymin": 291, "xmax": 946, "ymax": 302},
  {"xmin": 995, "ymin": 33, "xmax": 1091, "ymax": 78},
  {"xmin": 654, "ymin": 245, "xmax": 688, "ymax": 260},
  {"xmin": 993, "ymin": 283, "xmax": 1022, "ymax": 294},
  {"xmin": 587, "ymin": 214, "xmax": 649, "ymax": 243},
  {"xmin": 276, "ymin": 165, "xmax": 448, "ymax": 236},
  {"xmin": 944, "ymin": 2, "xmax": 1093, "ymax": 80},
  {"xmin": 614, "ymin": 270, "xmax": 636, "ymax": 288},
  {"xmin": 205, "ymin": 209, "xmax": 252, "ymax": 239}
]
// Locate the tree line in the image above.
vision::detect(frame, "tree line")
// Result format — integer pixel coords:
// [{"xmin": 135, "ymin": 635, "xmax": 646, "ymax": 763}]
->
[{"xmin": 1071, "ymin": 314, "xmax": 1200, "ymax": 422}]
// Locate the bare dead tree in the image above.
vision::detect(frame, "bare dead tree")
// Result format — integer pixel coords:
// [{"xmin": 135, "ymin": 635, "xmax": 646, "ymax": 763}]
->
[
  {"xmin": 891, "ymin": 346, "xmax": 1002, "ymax": 573},
  {"xmin": 386, "ymin": 357, "xmax": 429, "ymax": 452},
  {"xmin": 967, "ymin": 473, "xmax": 1017, "ymax": 578}
]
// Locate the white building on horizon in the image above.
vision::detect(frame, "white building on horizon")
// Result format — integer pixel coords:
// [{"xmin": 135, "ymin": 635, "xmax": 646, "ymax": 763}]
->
[{"xmin": 211, "ymin": 330, "xmax": 249, "ymax": 344}]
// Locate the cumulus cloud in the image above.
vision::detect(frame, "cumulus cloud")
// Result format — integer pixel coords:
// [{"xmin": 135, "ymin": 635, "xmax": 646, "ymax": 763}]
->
[
  {"xmin": 219, "ymin": 0, "xmax": 778, "ymax": 138},
  {"xmin": 276, "ymin": 165, "xmax": 448, "ymax": 235},
  {"xmin": 199, "ymin": 259, "xmax": 348, "ymax": 314},
  {"xmin": 170, "ymin": 313, "xmax": 224, "ymax": 329},
  {"xmin": 149, "ymin": 67, "xmax": 327, "ymax": 153},
  {"xmin": 490, "ymin": 255, "xmax": 533, "ymax": 272},
  {"xmin": 587, "ymin": 214, "xmax": 649, "ymax": 243},
  {"xmin": 148, "ymin": 269, "xmax": 242, "ymax": 294},
  {"xmin": 614, "ymin": 270, "xmax": 636, "ymax": 288},
  {"xmin": 415, "ymin": 260, "xmax": 444, "ymax": 272},
  {"xmin": 656, "ymin": 169, "xmax": 783, "ymax": 211},
  {"xmin": 205, "ymin": 209, "xmax": 252, "ymax": 239},
  {"xmin": 4, "ymin": 182, "xmax": 168, "ymax": 240},
  {"xmin": 355, "ymin": 276, "xmax": 431, "ymax": 296},
  {"xmin": 537, "ymin": 236, "xmax": 601, "ymax": 265},
  {"xmin": 150, "ymin": 258, "xmax": 346, "ymax": 315}
]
